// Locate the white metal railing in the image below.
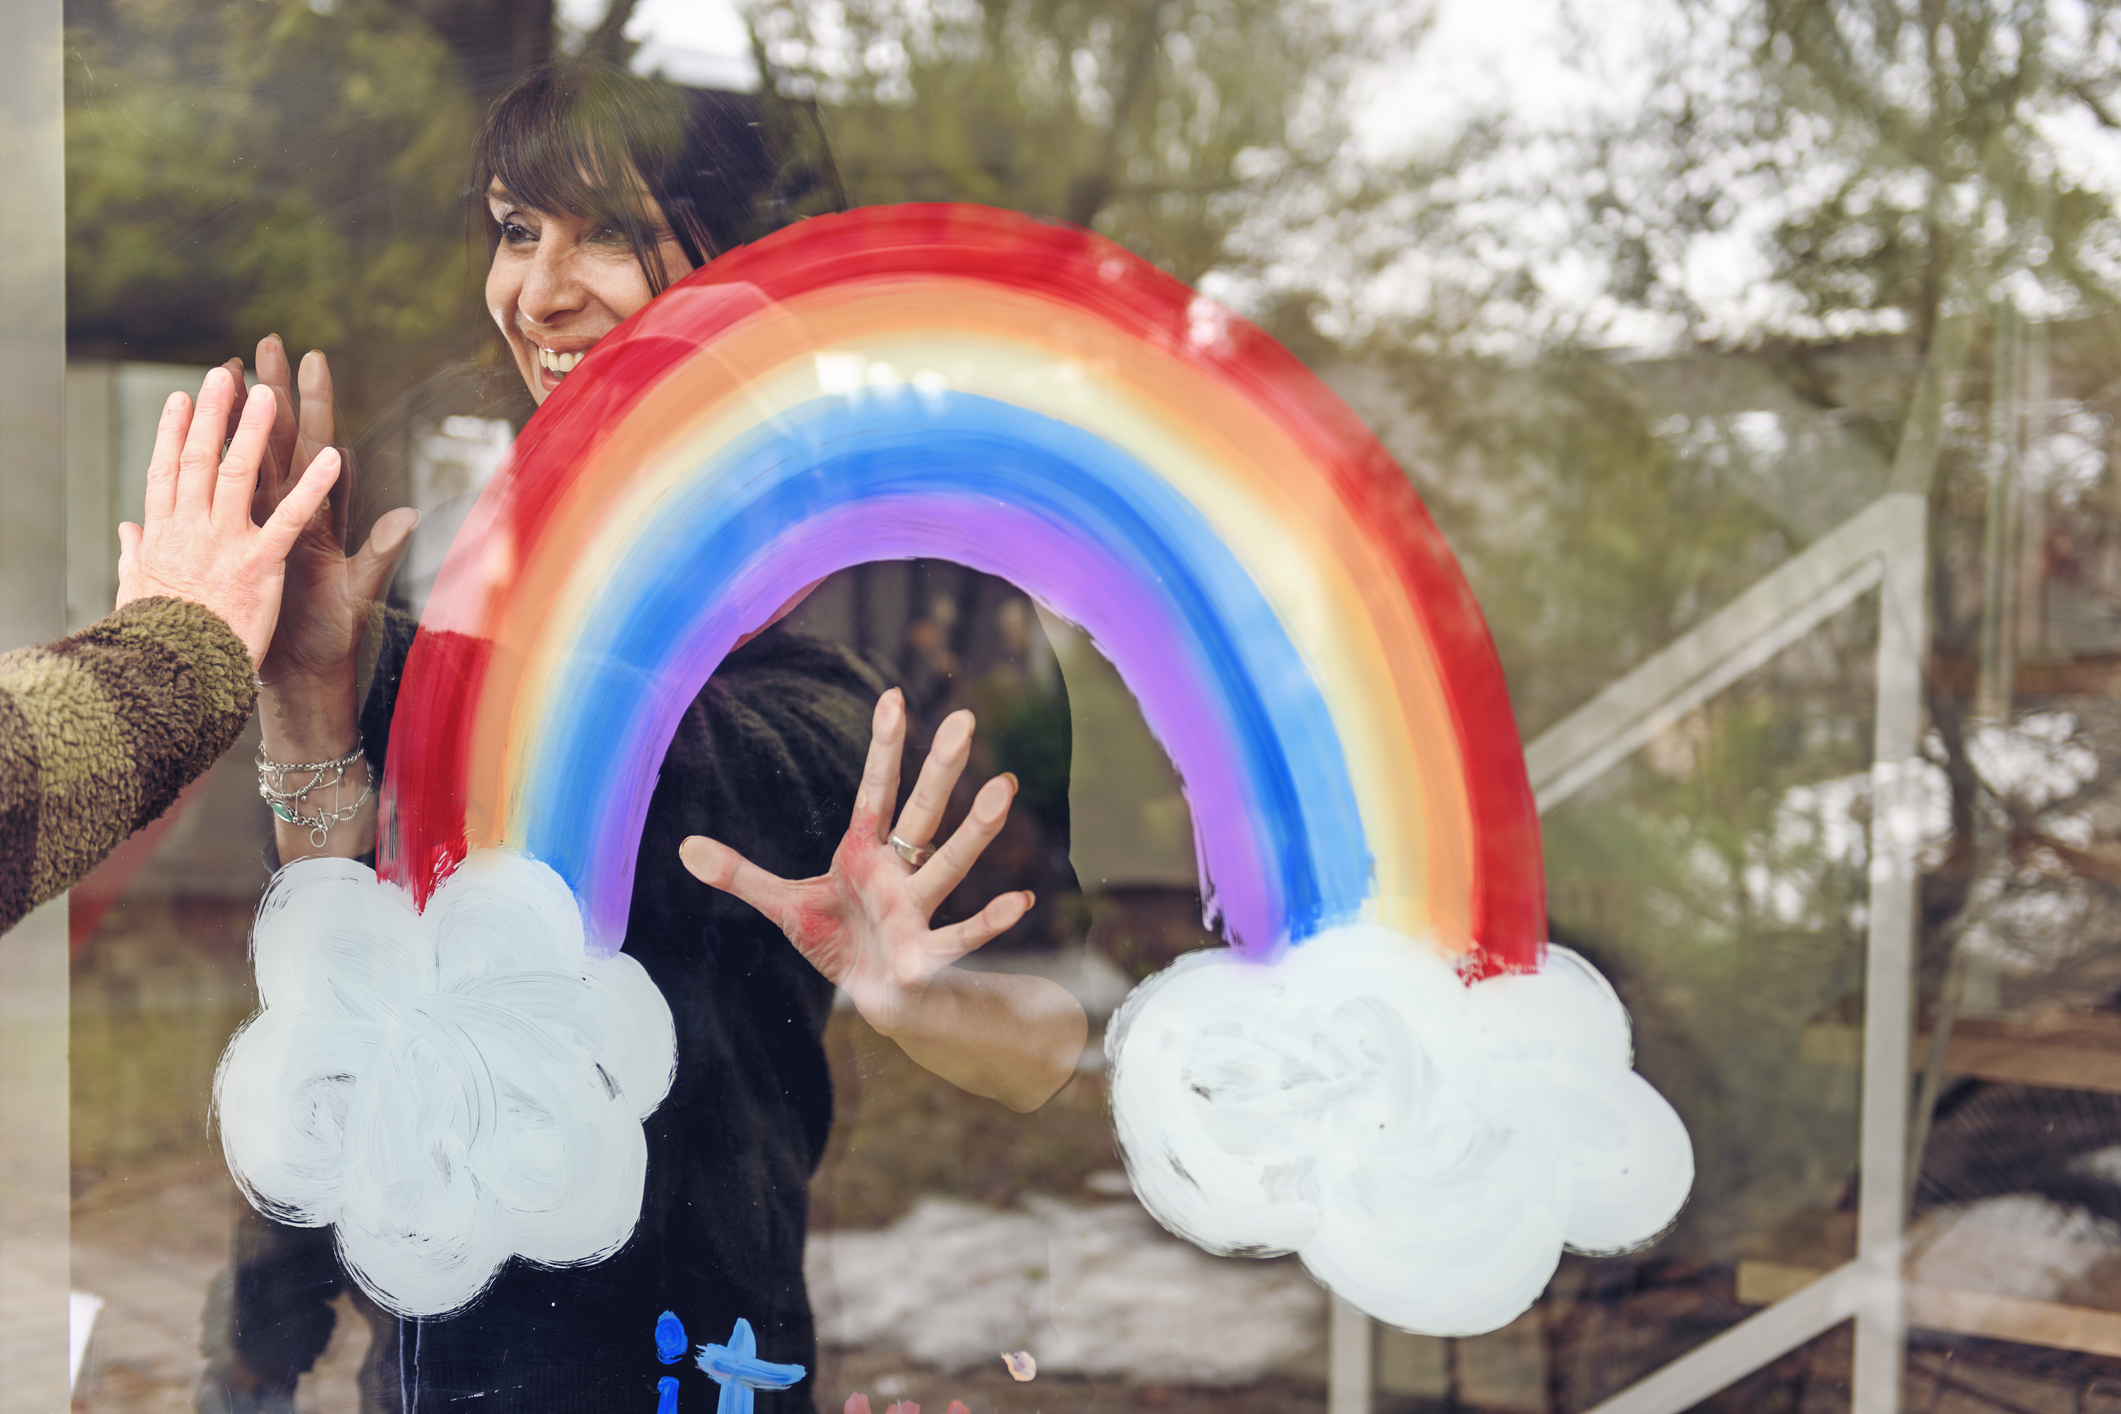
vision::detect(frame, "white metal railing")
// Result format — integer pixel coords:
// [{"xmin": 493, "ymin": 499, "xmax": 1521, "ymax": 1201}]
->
[{"xmin": 1327, "ymin": 489, "xmax": 1932, "ymax": 1414}]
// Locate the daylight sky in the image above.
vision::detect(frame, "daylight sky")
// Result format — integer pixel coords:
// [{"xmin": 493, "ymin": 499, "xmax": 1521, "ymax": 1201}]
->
[{"xmin": 559, "ymin": 0, "xmax": 1633, "ymax": 153}]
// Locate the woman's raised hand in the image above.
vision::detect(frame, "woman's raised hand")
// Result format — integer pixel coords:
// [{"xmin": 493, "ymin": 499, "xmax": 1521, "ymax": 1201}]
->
[
  {"xmin": 679, "ymin": 689, "xmax": 1034, "ymax": 1040},
  {"xmin": 240, "ymin": 336, "xmax": 419, "ymax": 690},
  {"xmin": 115, "ymin": 368, "xmax": 342, "ymax": 665}
]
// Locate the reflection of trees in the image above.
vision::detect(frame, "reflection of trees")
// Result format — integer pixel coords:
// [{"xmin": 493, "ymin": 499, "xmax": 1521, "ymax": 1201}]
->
[
  {"xmin": 64, "ymin": 0, "xmax": 485, "ymax": 423},
  {"xmin": 746, "ymin": 0, "xmax": 1405, "ymax": 281}
]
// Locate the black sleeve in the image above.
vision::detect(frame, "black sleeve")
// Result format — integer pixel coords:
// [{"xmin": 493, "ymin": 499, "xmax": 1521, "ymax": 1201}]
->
[{"xmin": 357, "ymin": 604, "xmax": 423, "ymax": 784}]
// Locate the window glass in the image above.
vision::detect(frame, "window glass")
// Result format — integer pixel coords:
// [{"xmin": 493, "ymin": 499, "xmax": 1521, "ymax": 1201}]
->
[{"xmin": 28, "ymin": 0, "xmax": 2121, "ymax": 1411}]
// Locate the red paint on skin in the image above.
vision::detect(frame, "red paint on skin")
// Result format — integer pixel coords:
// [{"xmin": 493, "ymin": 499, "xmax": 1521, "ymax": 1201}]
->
[
  {"xmin": 384, "ymin": 206, "xmax": 1543, "ymax": 975},
  {"xmin": 777, "ymin": 894, "xmax": 850, "ymax": 978}
]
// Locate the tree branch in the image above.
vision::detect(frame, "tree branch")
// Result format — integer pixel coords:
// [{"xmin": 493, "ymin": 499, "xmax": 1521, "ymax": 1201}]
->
[{"xmin": 584, "ymin": 0, "xmax": 642, "ymax": 63}]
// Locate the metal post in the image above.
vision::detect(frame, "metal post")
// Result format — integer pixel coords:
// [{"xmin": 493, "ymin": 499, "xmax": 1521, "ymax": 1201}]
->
[
  {"xmin": 1851, "ymin": 493, "xmax": 1931, "ymax": 1414},
  {"xmin": 0, "ymin": 0, "xmax": 72, "ymax": 1406},
  {"xmin": 1328, "ymin": 1295, "xmax": 1375, "ymax": 1414}
]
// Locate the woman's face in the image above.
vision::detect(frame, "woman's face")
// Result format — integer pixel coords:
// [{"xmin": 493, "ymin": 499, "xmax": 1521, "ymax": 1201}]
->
[{"xmin": 485, "ymin": 182, "xmax": 696, "ymax": 404}]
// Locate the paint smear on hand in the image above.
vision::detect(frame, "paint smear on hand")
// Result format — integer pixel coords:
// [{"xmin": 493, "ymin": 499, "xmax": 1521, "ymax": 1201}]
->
[
  {"xmin": 1106, "ymin": 927, "xmax": 1693, "ymax": 1336},
  {"xmin": 1002, "ymin": 1350, "xmax": 1037, "ymax": 1381},
  {"xmin": 214, "ymin": 852, "xmax": 677, "ymax": 1318}
]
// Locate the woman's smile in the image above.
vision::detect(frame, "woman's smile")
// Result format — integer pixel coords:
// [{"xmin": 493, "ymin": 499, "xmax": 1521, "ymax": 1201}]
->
[{"xmin": 525, "ymin": 335, "xmax": 605, "ymax": 394}]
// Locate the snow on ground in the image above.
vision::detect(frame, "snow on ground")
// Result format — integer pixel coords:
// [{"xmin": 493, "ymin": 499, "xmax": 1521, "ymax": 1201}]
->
[{"xmin": 806, "ymin": 1195, "xmax": 1326, "ymax": 1384}]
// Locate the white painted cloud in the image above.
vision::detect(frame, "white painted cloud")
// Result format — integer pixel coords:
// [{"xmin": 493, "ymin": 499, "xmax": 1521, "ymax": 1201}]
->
[
  {"xmin": 1106, "ymin": 927, "xmax": 1692, "ymax": 1336},
  {"xmin": 215, "ymin": 851, "xmax": 677, "ymax": 1318}
]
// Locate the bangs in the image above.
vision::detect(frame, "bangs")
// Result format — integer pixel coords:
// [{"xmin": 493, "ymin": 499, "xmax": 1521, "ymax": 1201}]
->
[
  {"xmin": 471, "ymin": 64, "xmax": 703, "ymax": 283},
  {"xmin": 470, "ymin": 59, "xmax": 845, "ymax": 289}
]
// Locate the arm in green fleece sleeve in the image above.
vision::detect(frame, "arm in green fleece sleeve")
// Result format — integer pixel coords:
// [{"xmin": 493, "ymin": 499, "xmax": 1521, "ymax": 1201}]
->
[{"xmin": 0, "ymin": 596, "xmax": 258, "ymax": 934}]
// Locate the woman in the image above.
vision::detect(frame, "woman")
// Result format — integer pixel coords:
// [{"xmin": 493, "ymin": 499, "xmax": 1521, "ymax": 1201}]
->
[{"xmin": 206, "ymin": 61, "xmax": 1086, "ymax": 1413}]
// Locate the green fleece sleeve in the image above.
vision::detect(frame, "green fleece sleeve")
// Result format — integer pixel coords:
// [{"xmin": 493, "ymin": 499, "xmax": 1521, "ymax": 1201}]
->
[{"xmin": 0, "ymin": 596, "xmax": 258, "ymax": 933}]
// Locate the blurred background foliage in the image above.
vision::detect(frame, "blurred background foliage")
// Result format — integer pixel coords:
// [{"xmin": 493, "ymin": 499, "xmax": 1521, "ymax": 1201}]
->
[{"xmin": 65, "ymin": 0, "xmax": 487, "ymax": 432}]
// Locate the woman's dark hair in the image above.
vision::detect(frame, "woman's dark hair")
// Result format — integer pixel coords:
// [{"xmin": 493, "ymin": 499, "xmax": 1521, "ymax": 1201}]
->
[{"xmin": 470, "ymin": 59, "xmax": 844, "ymax": 295}]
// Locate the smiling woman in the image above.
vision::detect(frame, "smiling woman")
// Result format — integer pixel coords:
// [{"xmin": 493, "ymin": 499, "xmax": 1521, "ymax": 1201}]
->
[{"xmin": 471, "ymin": 64, "xmax": 812, "ymax": 401}]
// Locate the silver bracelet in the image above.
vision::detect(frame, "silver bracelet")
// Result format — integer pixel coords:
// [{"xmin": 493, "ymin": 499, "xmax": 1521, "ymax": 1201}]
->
[{"xmin": 257, "ymin": 739, "xmax": 371, "ymax": 849}]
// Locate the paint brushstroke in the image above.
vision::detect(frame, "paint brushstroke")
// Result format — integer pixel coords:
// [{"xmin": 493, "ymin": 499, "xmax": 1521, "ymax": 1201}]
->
[
  {"xmin": 214, "ymin": 852, "xmax": 676, "ymax": 1318},
  {"xmin": 695, "ymin": 1317, "xmax": 804, "ymax": 1414},
  {"xmin": 1106, "ymin": 928, "xmax": 1693, "ymax": 1335},
  {"xmin": 657, "ymin": 1310, "xmax": 688, "ymax": 1364}
]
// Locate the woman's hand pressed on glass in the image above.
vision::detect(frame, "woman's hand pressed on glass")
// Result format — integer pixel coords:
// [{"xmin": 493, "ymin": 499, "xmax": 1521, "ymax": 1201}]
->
[
  {"xmin": 680, "ymin": 689, "xmax": 1088, "ymax": 1111},
  {"xmin": 238, "ymin": 336, "xmax": 418, "ymax": 861},
  {"xmin": 241, "ymin": 339, "xmax": 419, "ymax": 692}
]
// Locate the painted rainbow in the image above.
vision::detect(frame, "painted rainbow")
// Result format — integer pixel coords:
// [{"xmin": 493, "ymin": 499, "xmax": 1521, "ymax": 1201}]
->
[{"xmin": 379, "ymin": 203, "xmax": 1545, "ymax": 976}]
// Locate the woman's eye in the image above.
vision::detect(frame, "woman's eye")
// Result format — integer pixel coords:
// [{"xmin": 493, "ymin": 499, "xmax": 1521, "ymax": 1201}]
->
[
  {"xmin": 500, "ymin": 220, "xmax": 536, "ymax": 244},
  {"xmin": 588, "ymin": 225, "xmax": 633, "ymax": 247}
]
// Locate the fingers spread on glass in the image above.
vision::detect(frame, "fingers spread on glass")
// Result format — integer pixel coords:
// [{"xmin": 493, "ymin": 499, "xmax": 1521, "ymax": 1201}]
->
[
  {"xmin": 255, "ymin": 334, "xmax": 300, "ymax": 492},
  {"xmin": 250, "ymin": 337, "xmax": 339, "ymax": 538},
  {"xmin": 142, "ymin": 389, "xmax": 190, "ymax": 523},
  {"xmin": 930, "ymin": 884, "xmax": 1035, "ymax": 963},
  {"xmin": 849, "ymin": 688, "xmax": 908, "ymax": 845},
  {"xmin": 176, "ymin": 367, "xmax": 239, "ymax": 517},
  {"xmin": 677, "ymin": 687, "xmax": 1035, "ymax": 1017},
  {"xmin": 906, "ymin": 771, "xmax": 1018, "ymax": 917},
  {"xmin": 257, "ymin": 449, "xmax": 342, "ymax": 561},
  {"xmin": 214, "ymin": 385, "xmax": 279, "ymax": 530},
  {"xmin": 892, "ymin": 708, "xmax": 972, "ymax": 859},
  {"xmin": 296, "ymin": 348, "xmax": 336, "ymax": 479}
]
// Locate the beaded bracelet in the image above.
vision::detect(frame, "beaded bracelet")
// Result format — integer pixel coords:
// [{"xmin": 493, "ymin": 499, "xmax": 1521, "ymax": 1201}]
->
[{"xmin": 256, "ymin": 738, "xmax": 371, "ymax": 849}]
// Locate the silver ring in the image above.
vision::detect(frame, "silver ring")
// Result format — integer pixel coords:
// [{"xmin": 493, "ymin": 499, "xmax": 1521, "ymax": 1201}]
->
[{"xmin": 889, "ymin": 833, "xmax": 936, "ymax": 868}]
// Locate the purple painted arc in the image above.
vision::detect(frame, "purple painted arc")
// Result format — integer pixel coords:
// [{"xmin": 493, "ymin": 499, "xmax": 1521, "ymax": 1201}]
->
[{"xmin": 533, "ymin": 496, "xmax": 1281, "ymax": 955}]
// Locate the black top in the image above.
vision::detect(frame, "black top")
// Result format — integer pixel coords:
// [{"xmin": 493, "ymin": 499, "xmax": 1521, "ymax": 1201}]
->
[{"xmin": 203, "ymin": 617, "xmax": 882, "ymax": 1414}]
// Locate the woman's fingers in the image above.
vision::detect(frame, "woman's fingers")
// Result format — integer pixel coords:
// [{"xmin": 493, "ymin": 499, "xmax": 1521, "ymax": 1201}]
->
[
  {"xmin": 212, "ymin": 385, "xmax": 279, "ymax": 530},
  {"xmin": 142, "ymin": 391, "xmax": 190, "ymax": 524},
  {"xmin": 295, "ymin": 349, "xmax": 336, "ymax": 474},
  {"xmin": 255, "ymin": 335, "xmax": 299, "ymax": 492},
  {"xmin": 929, "ymin": 889, "xmax": 1035, "ymax": 965},
  {"xmin": 893, "ymin": 709, "xmax": 973, "ymax": 849},
  {"xmin": 175, "ymin": 367, "xmax": 239, "ymax": 518},
  {"xmin": 679, "ymin": 836, "xmax": 799, "ymax": 916},
  {"xmin": 850, "ymin": 689, "xmax": 907, "ymax": 844},
  {"xmin": 909, "ymin": 772, "xmax": 1017, "ymax": 914},
  {"xmin": 256, "ymin": 449, "xmax": 342, "ymax": 560},
  {"xmin": 340, "ymin": 507, "xmax": 421, "ymax": 608}
]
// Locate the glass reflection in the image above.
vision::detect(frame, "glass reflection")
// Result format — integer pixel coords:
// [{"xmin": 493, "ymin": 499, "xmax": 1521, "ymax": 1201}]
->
[{"xmin": 46, "ymin": 0, "xmax": 2121, "ymax": 1408}]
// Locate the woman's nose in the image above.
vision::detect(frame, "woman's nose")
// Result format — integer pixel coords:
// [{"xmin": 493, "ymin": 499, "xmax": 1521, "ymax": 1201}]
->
[{"xmin": 518, "ymin": 241, "xmax": 587, "ymax": 324}]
